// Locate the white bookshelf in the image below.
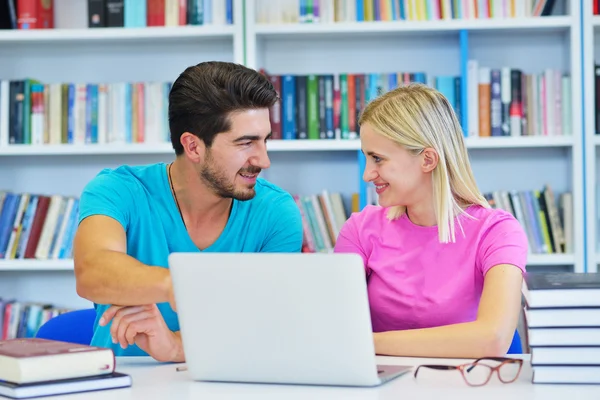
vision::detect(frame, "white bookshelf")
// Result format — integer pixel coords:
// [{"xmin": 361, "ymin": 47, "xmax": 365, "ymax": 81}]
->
[
  {"xmin": 0, "ymin": 260, "xmax": 73, "ymax": 271},
  {"xmin": 0, "ymin": 252, "xmax": 576, "ymax": 273},
  {"xmin": 252, "ymin": 16, "xmax": 573, "ymax": 38},
  {"xmin": 0, "ymin": 0, "xmax": 589, "ymax": 310},
  {"xmin": 0, "ymin": 1, "xmax": 246, "ymax": 309},
  {"xmin": 246, "ymin": 0, "xmax": 583, "ymax": 272},
  {"xmin": 0, "ymin": 25, "xmax": 236, "ymax": 43},
  {"xmin": 584, "ymin": 3, "xmax": 600, "ymax": 273},
  {"xmin": 0, "ymin": 136, "xmax": 575, "ymax": 156}
]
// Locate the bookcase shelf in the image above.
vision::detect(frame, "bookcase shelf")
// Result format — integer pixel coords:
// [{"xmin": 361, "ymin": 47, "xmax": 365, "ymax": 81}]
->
[
  {"xmin": 0, "ymin": 25, "xmax": 236, "ymax": 44},
  {"xmin": 584, "ymin": 2, "xmax": 600, "ymax": 273},
  {"xmin": 253, "ymin": 16, "xmax": 573, "ymax": 38},
  {"xmin": 0, "ymin": 0, "xmax": 592, "ymax": 311},
  {"xmin": 0, "ymin": 136, "xmax": 574, "ymax": 156},
  {"xmin": 0, "ymin": 254, "xmax": 575, "ymax": 272},
  {"xmin": 463, "ymin": 136, "xmax": 573, "ymax": 149},
  {"xmin": 527, "ymin": 254, "xmax": 576, "ymax": 266},
  {"xmin": 0, "ymin": 260, "xmax": 74, "ymax": 271}
]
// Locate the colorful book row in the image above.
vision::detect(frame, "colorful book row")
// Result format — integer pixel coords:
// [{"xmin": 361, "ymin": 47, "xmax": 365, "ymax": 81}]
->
[
  {"xmin": 256, "ymin": 0, "xmax": 559, "ymax": 24},
  {"xmin": 0, "ymin": 192, "xmax": 79, "ymax": 261},
  {"xmin": 0, "ymin": 299, "xmax": 69, "ymax": 340},
  {"xmin": 1, "ymin": 0, "xmax": 234, "ymax": 30},
  {"xmin": 263, "ymin": 71, "xmax": 461, "ymax": 141},
  {"xmin": 0, "ymin": 80, "xmax": 172, "ymax": 146}
]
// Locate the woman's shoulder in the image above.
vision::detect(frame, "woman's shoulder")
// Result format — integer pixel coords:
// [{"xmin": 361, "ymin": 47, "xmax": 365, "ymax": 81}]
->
[
  {"xmin": 465, "ymin": 204, "xmax": 518, "ymax": 222},
  {"xmin": 346, "ymin": 205, "xmax": 390, "ymax": 227},
  {"xmin": 463, "ymin": 204, "xmax": 526, "ymax": 238}
]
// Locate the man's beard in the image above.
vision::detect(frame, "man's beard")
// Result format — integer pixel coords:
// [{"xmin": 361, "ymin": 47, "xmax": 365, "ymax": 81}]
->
[{"xmin": 200, "ymin": 150, "xmax": 261, "ymax": 201}]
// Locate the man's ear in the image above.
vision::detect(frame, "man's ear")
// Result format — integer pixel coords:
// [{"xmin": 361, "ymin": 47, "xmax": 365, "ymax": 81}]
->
[
  {"xmin": 180, "ymin": 133, "xmax": 205, "ymax": 163},
  {"xmin": 421, "ymin": 148, "xmax": 439, "ymax": 173}
]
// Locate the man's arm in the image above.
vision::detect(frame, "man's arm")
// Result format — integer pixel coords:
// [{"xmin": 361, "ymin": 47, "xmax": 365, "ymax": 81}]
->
[
  {"xmin": 73, "ymin": 215, "xmax": 173, "ymax": 306},
  {"xmin": 373, "ymin": 264, "xmax": 524, "ymax": 358}
]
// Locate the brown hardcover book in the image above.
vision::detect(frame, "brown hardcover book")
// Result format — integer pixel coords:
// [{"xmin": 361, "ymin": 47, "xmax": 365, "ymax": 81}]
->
[
  {"xmin": 0, "ymin": 338, "xmax": 115, "ymax": 384},
  {"xmin": 478, "ymin": 68, "xmax": 491, "ymax": 137},
  {"xmin": 268, "ymin": 75, "xmax": 282, "ymax": 139},
  {"xmin": 23, "ymin": 196, "xmax": 50, "ymax": 259}
]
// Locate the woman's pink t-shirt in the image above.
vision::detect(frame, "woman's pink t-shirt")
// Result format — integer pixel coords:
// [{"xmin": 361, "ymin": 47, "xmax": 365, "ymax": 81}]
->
[{"xmin": 333, "ymin": 205, "xmax": 528, "ymax": 333}]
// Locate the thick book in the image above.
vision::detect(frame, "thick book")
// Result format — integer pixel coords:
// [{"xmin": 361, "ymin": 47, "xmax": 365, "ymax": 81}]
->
[
  {"xmin": 0, "ymin": 338, "xmax": 115, "ymax": 384},
  {"xmin": 0, "ymin": 372, "xmax": 131, "ymax": 399},
  {"xmin": 531, "ymin": 346, "xmax": 600, "ymax": 366},
  {"xmin": 524, "ymin": 307, "xmax": 600, "ymax": 328},
  {"xmin": 523, "ymin": 272, "xmax": 600, "ymax": 309},
  {"xmin": 533, "ymin": 366, "xmax": 600, "ymax": 384},
  {"xmin": 528, "ymin": 327, "xmax": 600, "ymax": 347}
]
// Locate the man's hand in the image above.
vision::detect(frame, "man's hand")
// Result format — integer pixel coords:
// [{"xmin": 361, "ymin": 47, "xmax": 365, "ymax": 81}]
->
[{"xmin": 99, "ymin": 304, "xmax": 184, "ymax": 362}]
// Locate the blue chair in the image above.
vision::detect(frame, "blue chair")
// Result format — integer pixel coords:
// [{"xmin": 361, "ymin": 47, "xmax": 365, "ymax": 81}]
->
[
  {"xmin": 507, "ymin": 330, "xmax": 522, "ymax": 354},
  {"xmin": 36, "ymin": 308, "xmax": 97, "ymax": 345}
]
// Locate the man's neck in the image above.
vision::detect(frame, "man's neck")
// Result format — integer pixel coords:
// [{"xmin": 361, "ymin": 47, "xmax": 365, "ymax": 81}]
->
[{"xmin": 169, "ymin": 159, "xmax": 233, "ymax": 229}]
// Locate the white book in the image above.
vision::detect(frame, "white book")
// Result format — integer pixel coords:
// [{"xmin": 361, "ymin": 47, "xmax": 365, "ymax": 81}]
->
[
  {"xmin": 0, "ymin": 80, "xmax": 9, "ymax": 147},
  {"xmin": 532, "ymin": 366, "xmax": 600, "ymax": 384},
  {"xmin": 467, "ymin": 60, "xmax": 479, "ymax": 137},
  {"xmin": 0, "ymin": 372, "xmax": 131, "ymax": 399},
  {"xmin": 554, "ymin": 70, "xmax": 562, "ymax": 136},
  {"xmin": 212, "ymin": 0, "xmax": 227, "ymax": 25},
  {"xmin": 52, "ymin": 197, "xmax": 75, "ymax": 260},
  {"xmin": 165, "ymin": 0, "xmax": 178, "ymax": 26},
  {"xmin": 532, "ymin": 346, "xmax": 600, "ymax": 365},
  {"xmin": 49, "ymin": 83, "xmax": 62, "ymax": 145},
  {"xmin": 544, "ymin": 69, "xmax": 555, "ymax": 136},
  {"xmin": 97, "ymin": 84, "xmax": 108, "ymax": 144},
  {"xmin": 561, "ymin": 75, "xmax": 571, "ymax": 135},
  {"xmin": 320, "ymin": 190, "xmax": 340, "ymax": 244},
  {"xmin": 309, "ymin": 195, "xmax": 333, "ymax": 250}
]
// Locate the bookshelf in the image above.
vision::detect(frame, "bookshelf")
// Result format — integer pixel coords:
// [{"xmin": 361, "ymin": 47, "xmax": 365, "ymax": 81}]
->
[
  {"xmin": 0, "ymin": 135, "xmax": 574, "ymax": 156},
  {"xmin": 584, "ymin": 3, "xmax": 600, "ymax": 273},
  {"xmin": 246, "ymin": 0, "xmax": 583, "ymax": 271},
  {"xmin": 0, "ymin": 25, "xmax": 236, "ymax": 43},
  {"xmin": 0, "ymin": 0, "xmax": 246, "ymax": 309},
  {"xmin": 0, "ymin": 0, "xmax": 592, "ymax": 312},
  {"xmin": 0, "ymin": 252, "xmax": 576, "ymax": 272},
  {"xmin": 251, "ymin": 16, "xmax": 573, "ymax": 37}
]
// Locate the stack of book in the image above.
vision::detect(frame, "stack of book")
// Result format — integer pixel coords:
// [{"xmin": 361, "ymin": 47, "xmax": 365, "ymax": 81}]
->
[
  {"xmin": 0, "ymin": 338, "xmax": 131, "ymax": 398},
  {"xmin": 522, "ymin": 272, "xmax": 600, "ymax": 384}
]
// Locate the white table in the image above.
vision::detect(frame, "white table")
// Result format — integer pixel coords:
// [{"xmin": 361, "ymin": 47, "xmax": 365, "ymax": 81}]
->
[{"xmin": 66, "ymin": 355, "xmax": 599, "ymax": 399}]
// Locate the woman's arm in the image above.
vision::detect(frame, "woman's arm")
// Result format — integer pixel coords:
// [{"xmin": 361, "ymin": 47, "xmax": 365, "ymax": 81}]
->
[{"xmin": 373, "ymin": 264, "xmax": 524, "ymax": 358}]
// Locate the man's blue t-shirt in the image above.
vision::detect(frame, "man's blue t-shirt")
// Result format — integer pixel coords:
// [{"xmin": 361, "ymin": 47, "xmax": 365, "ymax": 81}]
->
[{"xmin": 78, "ymin": 162, "xmax": 303, "ymax": 356}]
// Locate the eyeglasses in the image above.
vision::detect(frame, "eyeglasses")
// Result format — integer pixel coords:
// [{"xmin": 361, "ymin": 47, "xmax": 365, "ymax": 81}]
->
[{"xmin": 413, "ymin": 357, "xmax": 524, "ymax": 387}]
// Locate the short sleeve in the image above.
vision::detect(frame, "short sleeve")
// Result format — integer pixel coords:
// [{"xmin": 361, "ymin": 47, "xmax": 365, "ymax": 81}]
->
[
  {"xmin": 78, "ymin": 170, "xmax": 135, "ymax": 231},
  {"xmin": 333, "ymin": 214, "xmax": 370, "ymax": 275},
  {"xmin": 477, "ymin": 211, "xmax": 528, "ymax": 276},
  {"xmin": 260, "ymin": 193, "xmax": 304, "ymax": 253}
]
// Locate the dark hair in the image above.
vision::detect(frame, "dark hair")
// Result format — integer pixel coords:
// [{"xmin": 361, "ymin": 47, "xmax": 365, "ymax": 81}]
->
[{"xmin": 169, "ymin": 61, "xmax": 278, "ymax": 155}]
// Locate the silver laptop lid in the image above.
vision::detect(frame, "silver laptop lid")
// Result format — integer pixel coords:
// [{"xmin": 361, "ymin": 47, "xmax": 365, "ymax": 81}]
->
[{"xmin": 169, "ymin": 252, "xmax": 381, "ymax": 386}]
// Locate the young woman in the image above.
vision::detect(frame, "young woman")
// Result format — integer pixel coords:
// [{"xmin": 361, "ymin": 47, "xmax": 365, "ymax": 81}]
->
[{"xmin": 334, "ymin": 84, "xmax": 528, "ymax": 359}]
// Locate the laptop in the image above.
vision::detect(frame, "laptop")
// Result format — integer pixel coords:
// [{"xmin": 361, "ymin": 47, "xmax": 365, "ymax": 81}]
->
[{"xmin": 168, "ymin": 252, "xmax": 412, "ymax": 387}]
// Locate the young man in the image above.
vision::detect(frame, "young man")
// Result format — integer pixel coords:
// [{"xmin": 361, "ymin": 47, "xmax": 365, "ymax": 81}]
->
[{"xmin": 73, "ymin": 61, "xmax": 303, "ymax": 361}]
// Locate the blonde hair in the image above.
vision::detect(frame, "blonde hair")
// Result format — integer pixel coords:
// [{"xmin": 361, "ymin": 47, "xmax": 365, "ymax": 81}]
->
[{"xmin": 359, "ymin": 83, "xmax": 489, "ymax": 243}]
